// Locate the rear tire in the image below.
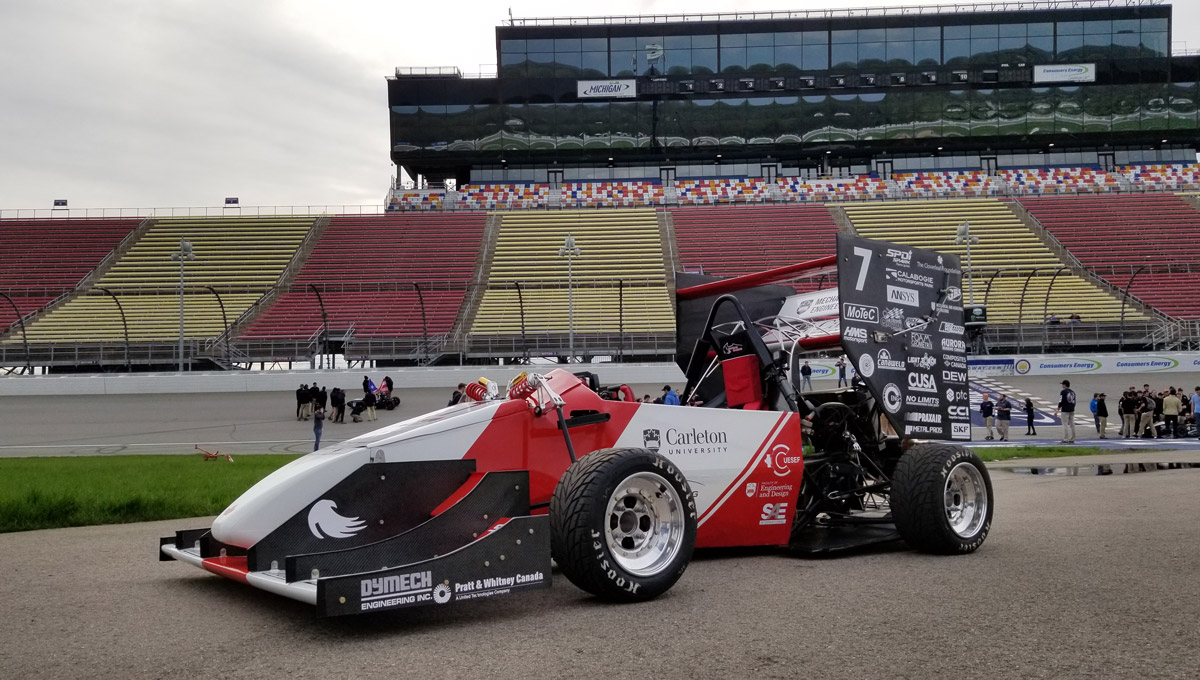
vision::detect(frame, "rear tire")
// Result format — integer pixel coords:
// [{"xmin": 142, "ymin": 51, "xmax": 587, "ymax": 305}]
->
[
  {"xmin": 891, "ymin": 443, "xmax": 992, "ymax": 554},
  {"xmin": 550, "ymin": 448, "xmax": 697, "ymax": 601}
]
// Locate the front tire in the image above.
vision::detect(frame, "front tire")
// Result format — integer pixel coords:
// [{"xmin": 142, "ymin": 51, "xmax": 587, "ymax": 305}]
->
[
  {"xmin": 550, "ymin": 448, "xmax": 697, "ymax": 601},
  {"xmin": 891, "ymin": 443, "xmax": 993, "ymax": 554}
]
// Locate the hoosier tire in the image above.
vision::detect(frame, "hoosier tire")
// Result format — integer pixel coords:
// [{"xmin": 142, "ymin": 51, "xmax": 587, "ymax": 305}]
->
[
  {"xmin": 891, "ymin": 443, "xmax": 993, "ymax": 554},
  {"xmin": 550, "ymin": 448, "xmax": 697, "ymax": 602}
]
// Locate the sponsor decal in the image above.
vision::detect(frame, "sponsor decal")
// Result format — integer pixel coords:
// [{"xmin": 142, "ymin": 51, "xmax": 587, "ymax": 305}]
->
[
  {"xmin": 905, "ymin": 411, "xmax": 942, "ymax": 423},
  {"xmin": 843, "ymin": 326, "xmax": 869, "ymax": 344},
  {"xmin": 857, "ymin": 353, "xmax": 875, "ymax": 377},
  {"xmin": 948, "ymin": 405, "xmax": 970, "ymax": 419},
  {"xmin": 450, "ymin": 572, "xmax": 546, "ymax": 602},
  {"xmin": 643, "ymin": 428, "xmax": 661, "ymax": 451},
  {"xmin": 661, "ymin": 427, "xmax": 729, "ymax": 455},
  {"xmin": 307, "ymin": 500, "xmax": 367, "ymax": 540},
  {"xmin": 945, "ymin": 354, "xmax": 967, "ymax": 369},
  {"xmin": 906, "ymin": 424, "xmax": 943, "ymax": 436},
  {"xmin": 916, "ymin": 260, "xmax": 962, "ymax": 275},
  {"xmin": 882, "ymin": 383, "xmax": 903, "ymax": 413},
  {"xmin": 881, "ymin": 307, "xmax": 906, "ymax": 332},
  {"xmin": 763, "ymin": 444, "xmax": 801, "ymax": 477},
  {"xmin": 877, "ymin": 349, "xmax": 906, "ymax": 371},
  {"xmin": 932, "ymin": 301, "xmax": 964, "ymax": 315},
  {"xmin": 941, "ymin": 337, "xmax": 967, "ymax": 352},
  {"xmin": 745, "ymin": 482, "xmax": 757, "ymax": 497},
  {"xmin": 939, "ymin": 321, "xmax": 965, "ymax": 335},
  {"xmin": 951, "ymin": 423, "xmax": 971, "ymax": 440},
  {"xmin": 944, "ymin": 286, "xmax": 962, "ymax": 302},
  {"xmin": 760, "ymin": 502, "xmax": 789, "ymax": 526},
  {"xmin": 887, "ymin": 268, "xmax": 935, "ymax": 289},
  {"xmin": 886, "ymin": 248, "xmax": 913, "ymax": 268},
  {"xmin": 946, "ymin": 388, "xmax": 956, "ymax": 402},
  {"xmin": 910, "ymin": 332, "xmax": 933, "ymax": 350},
  {"xmin": 1029, "ymin": 359, "xmax": 1101, "ymax": 373},
  {"xmin": 908, "ymin": 372, "xmax": 938, "ymax": 393},
  {"xmin": 1033, "ymin": 63, "xmax": 1095, "ymax": 84},
  {"xmin": 1015, "ymin": 359, "xmax": 1031, "ymax": 375},
  {"xmin": 887, "ymin": 285, "xmax": 920, "ymax": 308},
  {"xmin": 722, "ymin": 342, "xmax": 744, "ymax": 354},
  {"xmin": 942, "ymin": 369, "xmax": 967, "ymax": 384},
  {"xmin": 842, "ymin": 303, "xmax": 879, "ymax": 324},
  {"xmin": 906, "ymin": 395, "xmax": 941, "ymax": 408},
  {"xmin": 908, "ymin": 353, "xmax": 937, "ymax": 370},
  {"xmin": 904, "ymin": 316, "xmax": 927, "ymax": 330},
  {"xmin": 752, "ymin": 480, "xmax": 794, "ymax": 499},
  {"xmin": 577, "ymin": 79, "xmax": 637, "ymax": 98},
  {"xmin": 359, "ymin": 571, "xmax": 438, "ymax": 609},
  {"xmin": 1113, "ymin": 358, "xmax": 1178, "ymax": 370}
]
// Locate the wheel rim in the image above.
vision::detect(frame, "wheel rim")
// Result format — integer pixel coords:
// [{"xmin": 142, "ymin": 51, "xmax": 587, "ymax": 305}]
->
[
  {"xmin": 944, "ymin": 462, "xmax": 988, "ymax": 538},
  {"xmin": 604, "ymin": 471, "xmax": 686, "ymax": 577}
]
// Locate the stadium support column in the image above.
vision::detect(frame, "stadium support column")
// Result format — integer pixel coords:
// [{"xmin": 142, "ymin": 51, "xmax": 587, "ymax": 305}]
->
[
  {"xmin": 170, "ymin": 239, "xmax": 195, "ymax": 372},
  {"xmin": 308, "ymin": 284, "xmax": 330, "ymax": 369},
  {"xmin": 92, "ymin": 287, "xmax": 130, "ymax": 372},
  {"xmin": 954, "ymin": 220, "xmax": 979, "ymax": 305},
  {"xmin": 558, "ymin": 234, "xmax": 581, "ymax": 363},
  {"xmin": 1118, "ymin": 264, "xmax": 1148, "ymax": 352},
  {"xmin": 0, "ymin": 290, "xmax": 33, "ymax": 374}
]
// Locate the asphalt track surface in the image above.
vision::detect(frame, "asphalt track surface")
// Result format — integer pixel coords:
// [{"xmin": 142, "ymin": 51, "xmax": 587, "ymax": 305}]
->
[{"xmin": 3, "ymin": 377, "xmax": 1200, "ymax": 678}]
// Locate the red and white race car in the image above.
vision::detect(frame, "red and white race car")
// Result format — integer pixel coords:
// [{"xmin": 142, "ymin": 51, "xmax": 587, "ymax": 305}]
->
[{"xmin": 160, "ymin": 235, "xmax": 993, "ymax": 616}]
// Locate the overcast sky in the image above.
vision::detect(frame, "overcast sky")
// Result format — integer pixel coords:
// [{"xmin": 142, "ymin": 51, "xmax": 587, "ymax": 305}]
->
[{"xmin": 1, "ymin": 0, "xmax": 1196, "ymax": 210}]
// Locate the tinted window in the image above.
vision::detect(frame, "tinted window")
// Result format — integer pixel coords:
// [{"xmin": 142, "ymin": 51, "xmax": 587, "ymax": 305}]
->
[
  {"xmin": 914, "ymin": 26, "xmax": 940, "ymax": 40},
  {"xmin": 581, "ymin": 38, "xmax": 607, "ymax": 51},
  {"xmin": 692, "ymin": 34, "xmax": 718, "ymax": 48}
]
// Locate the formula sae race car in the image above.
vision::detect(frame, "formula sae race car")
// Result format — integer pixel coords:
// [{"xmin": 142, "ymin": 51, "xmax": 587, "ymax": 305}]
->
[{"xmin": 160, "ymin": 234, "xmax": 992, "ymax": 616}]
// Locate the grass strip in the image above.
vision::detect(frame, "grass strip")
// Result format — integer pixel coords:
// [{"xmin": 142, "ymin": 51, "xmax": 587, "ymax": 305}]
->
[
  {"xmin": 973, "ymin": 445, "xmax": 1114, "ymax": 462},
  {"xmin": 0, "ymin": 454, "xmax": 299, "ymax": 533}
]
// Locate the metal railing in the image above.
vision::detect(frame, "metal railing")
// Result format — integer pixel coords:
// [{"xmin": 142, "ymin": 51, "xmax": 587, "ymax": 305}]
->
[{"xmin": 0, "ymin": 205, "xmax": 386, "ymax": 220}]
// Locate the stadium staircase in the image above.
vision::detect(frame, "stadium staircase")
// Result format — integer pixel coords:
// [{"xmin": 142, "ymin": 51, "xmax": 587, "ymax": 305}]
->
[
  {"xmin": 466, "ymin": 209, "xmax": 675, "ymax": 359},
  {"xmin": 441, "ymin": 213, "xmax": 503, "ymax": 362}
]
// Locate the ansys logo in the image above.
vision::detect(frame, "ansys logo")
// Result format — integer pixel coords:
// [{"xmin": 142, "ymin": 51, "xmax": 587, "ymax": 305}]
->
[{"xmin": 307, "ymin": 499, "xmax": 367, "ymax": 539}]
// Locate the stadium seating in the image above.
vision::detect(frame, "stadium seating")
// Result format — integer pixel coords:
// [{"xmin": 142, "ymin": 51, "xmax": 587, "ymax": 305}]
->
[
  {"xmin": 562, "ymin": 181, "xmax": 663, "ymax": 208},
  {"xmin": 458, "ymin": 184, "xmax": 550, "ymax": 210},
  {"xmin": 777, "ymin": 176, "xmax": 889, "ymax": 202},
  {"xmin": 892, "ymin": 171, "xmax": 1002, "ymax": 198},
  {"xmin": 238, "ymin": 213, "xmax": 487, "ymax": 341},
  {"xmin": 13, "ymin": 216, "xmax": 314, "ymax": 343},
  {"xmin": 388, "ymin": 191, "xmax": 445, "ymax": 211},
  {"xmin": 0, "ymin": 218, "xmax": 138, "ymax": 332},
  {"xmin": 669, "ymin": 205, "xmax": 839, "ymax": 292},
  {"xmin": 676, "ymin": 178, "xmax": 771, "ymax": 205},
  {"xmin": 997, "ymin": 166, "xmax": 1119, "ymax": 195},
  {"xmin": 1019, "ymin": 194, "xmax": 1200, "ymax": 319},
  {"xmin": 1120, "ymin": 163, "xmax": 1200, "ymax": 192},
  {"xmin": 841, "ymin": 199, "xmax": 1142, "ymax": 324},
  {"xmin": 469, "ymin": 210, "xmax": 673, "ymax": 337}
]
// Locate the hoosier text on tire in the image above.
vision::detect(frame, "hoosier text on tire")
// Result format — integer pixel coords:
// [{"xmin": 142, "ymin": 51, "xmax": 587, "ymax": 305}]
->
[{"xmin": 549, "ymin": 448, "xmax": 697, "ymax": 601}]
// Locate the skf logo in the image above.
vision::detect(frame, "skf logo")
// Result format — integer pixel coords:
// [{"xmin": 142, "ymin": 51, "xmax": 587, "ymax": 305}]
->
[
  {"xmin": 642, "ymin": 428, "xmax": 661, "ymax": 451},
  {"xmin": 760, "ymin": 502, "xmax": 789, "ymax": 525},
  {"xmin": 745, "ymin": 482, "xmax": 757, "ymax": 497},
  {"xmin": 763, "ymin": 444, "xmax": 801, "ymax": 477}
]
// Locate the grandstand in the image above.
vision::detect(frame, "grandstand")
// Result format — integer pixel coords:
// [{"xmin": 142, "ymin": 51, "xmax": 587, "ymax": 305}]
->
[
  {"xmin": 237, "ymin": 213, "xmax": 487, "ymax": 359},
  {"xmin": 841, "ymin": 199, "xmax": 1147, "ymax": 325},
  {"xmin": 1019, "ymin": 193, "xmax": 1200, "ymax": 320},
  {"xmin": 468, "ymin": 209, "xmax": 674, "ymax": 357}
]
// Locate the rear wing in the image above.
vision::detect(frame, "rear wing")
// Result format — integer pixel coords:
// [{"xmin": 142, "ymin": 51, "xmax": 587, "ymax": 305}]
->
[{"xmin": 674, "ymin": 235, "xmax": 970, "ymax": 442}]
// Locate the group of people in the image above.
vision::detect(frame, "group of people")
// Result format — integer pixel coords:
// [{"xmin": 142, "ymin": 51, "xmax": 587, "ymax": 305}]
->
[
  {"xmin": 298, "ymin": 376, "xmax": 396, "ymax": 452},
  {"xmin": 1112, "ymin": 384, "xmax": 1200, "ymax": 439},
  {"xmin": 979, "ymin": 392, "xmax": 1039, "ymax": 442}
]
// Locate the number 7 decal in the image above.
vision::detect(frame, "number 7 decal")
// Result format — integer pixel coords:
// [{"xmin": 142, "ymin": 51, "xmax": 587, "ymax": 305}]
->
[{"xmin": 852, "ymin": 246, "xmax": 872, "ymax": 291}]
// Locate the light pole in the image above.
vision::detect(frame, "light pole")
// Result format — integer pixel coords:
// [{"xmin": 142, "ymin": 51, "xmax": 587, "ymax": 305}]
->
[
  {"xmin": 170, "ymin": 239, "xmax": 195, "ymax": 371},
  {"xmin": 954, "ymin": 220, "xmax": 979, "ymax": 305},
  {"xmin": 558, "ymin": 234, "xmax": 581, "ymax": 363}
]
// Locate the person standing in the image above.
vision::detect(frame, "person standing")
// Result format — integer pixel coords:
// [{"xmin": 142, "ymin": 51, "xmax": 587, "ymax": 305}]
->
[
  {"xmin": 307, "ymin": 383, "xmax": 320, "ymax": 418},
  {"xmin": 363, "ymin": 375, "xmax": 371, "ymax": 395},
  {"xmin": 1054, "ymin": 379, "xmax": 1076, "ymax": 444},
  {"xmin": 331, "ymin": 387, "xmax": 346, "ymax": 423},
  {"xmin": 383, "ymin": 376, "xmax": 395, "ymax": 394},
  {"xmin": 836, "ymin": 357, "xmax": 848, "ymax": 388},
  {"xmin": 1089, "ymin": 393, "xmax": 1100, "ymax": 434},
  {"xmin": 980, "ymin": 394, "xmax": 995, "ymax": 441},
  {"xmin": 1138, "ymin": 390, "xmax": 1156, "ymax": 438},
  {"xmin": 364, "ymin": 390, "xmax": 378, "ymax": 421},
  {"xmin": 1024, "ymin": 397, "xmax": 1037, "ymax": 436},
  {"xmin": 317, "ymin": 386, "xmax": 328, "ymax": 411},
  {"xmin": 662, "ymin": 385, "xmax": 680, "ymax": 405},
  {"xmin": 296, "ymin": 383, "xmax": 307, "ymax": 421},
  {"xmin": 800, "ymin": 361, "xmax": 813, "ymax": 392},
  {"xmin": 1120, "ymin": 391, "xmax": 1137, "ymax": 438},
  {"xmin": 312, "ymin": 407, "xmax": 325, "ymax": 451},
  {"xmin": 448, "ymin": 383, "xmax": 466, "ymax": 406},
  {"xmin": 1163, "ymin": 388, "xmax": 1181, "ymax": 438},
  {"xmin": 1096, "ymin": 393, "xmax": 1109, "ymax": 439},
  {"xmin": 995, "ymin": 393, "xmax": 1012, "ymax": 441},
  {"xmin": 1192, "ymin": 387, "xmax": 1200, "ymax": 439}
]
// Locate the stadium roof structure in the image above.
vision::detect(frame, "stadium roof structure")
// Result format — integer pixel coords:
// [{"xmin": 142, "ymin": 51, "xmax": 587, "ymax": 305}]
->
[{"xmin": 505, "ymin": 0, "xmax": 1169, "ymax": 27}]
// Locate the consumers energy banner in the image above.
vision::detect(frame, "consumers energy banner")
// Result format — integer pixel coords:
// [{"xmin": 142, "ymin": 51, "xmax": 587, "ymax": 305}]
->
[
  {"xmin": 969, "ymin": 353, "xmax": 1200, "ymax": 377},
  {"xmin": 837, "ymin": 234, "xmax": 968, "ymax": 442}
]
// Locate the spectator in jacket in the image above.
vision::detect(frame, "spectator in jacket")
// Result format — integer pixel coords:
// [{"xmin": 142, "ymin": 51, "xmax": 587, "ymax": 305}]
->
[
  {"xmin": 448, "ymin": 383, "xmax": 466, "ymax": 406},
  {"xmin": 1163, "ymin": 388, "xmax": 1182, "ymax": 437},
  {"xmin": 1137, "ymin": 391, "xmax": 1156, "ymax": 438},
  {"xmin": 662, "ymin": 385, "xmax": 680, "ymax": 405},
  {"xmin": 1089, "ymin": 393, "xmax": 1100, "ymax": 434},
  {"xmin": 313, "ymin": 407, "xmax": 325, "ymax": 451},
  {"xmin": 1054, "ymin": 380, "xmax": 1076, "ymax": 443},
  {"xmin": 836, "ymin": 357, "xmax": 848, "ymax": 388},
  {"xmin": 1096, "ymin": 393, "xmax": 1109, "ymax": 439},
  {"xmin": 364, "ymin": 390, "xmax": 378, "ymax": 421},
  {"xmin": 384, "ymin": 376, "xmax": 395, "ymax": 394},
  {"xmin": 995, "ymin": 394, "xmax": 1012, "ymax": 441},
  {"xmin": 1119, "ymin": 391, "xmax": 1137, "ymax": 438},
  {"xmin": 363, "ymin": 376, "xmax": 371, "ymax": 395},
  {"xmin": 330, "ymin": 388, "xmax": 345, "ymax": 423},
  {"xmin": 317, "ymin": 386, "xmax": 328, "ymax": 410},
  {"xmin": 980, "ymin": 394, "xmax": 995, "ymax": 441},
  {"xmin": 800, "ymin": 361, "xmax": 813, "ymax": 392},
  {"xmin": 296, "ymin": 384, "xmax": 308, "ymax": 421},
  {"xmin": 1024, "ymin": 398, "xmax": 1037, "ymax": 436}
]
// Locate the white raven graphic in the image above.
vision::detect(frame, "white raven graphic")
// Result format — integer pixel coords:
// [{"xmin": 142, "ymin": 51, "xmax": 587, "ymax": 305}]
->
[{"xmin": 306, "ymin": 500, "xmax": 367, "ymax": 539}]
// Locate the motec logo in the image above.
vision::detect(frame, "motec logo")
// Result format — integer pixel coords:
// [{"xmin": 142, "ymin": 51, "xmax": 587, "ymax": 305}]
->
[{"xmin": 843, "ymin": 303, "xmax": 879, "ymax": 324}]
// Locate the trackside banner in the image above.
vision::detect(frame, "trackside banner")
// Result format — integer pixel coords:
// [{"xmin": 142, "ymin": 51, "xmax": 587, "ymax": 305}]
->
[
  {"xmin": 1033, "ymin": 63, "xmax": 1095, "ymax": 83},
  {"xmin": 968, "ymin": 353, "xmax": 1200, "ymax": 377},
  {"xmin": 577, "ymin": 79, "xmax": 637, "ymax": 99},
  {"xmin": 837, "ymin": 234, "xmax": 969, "ymax": 442}
]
